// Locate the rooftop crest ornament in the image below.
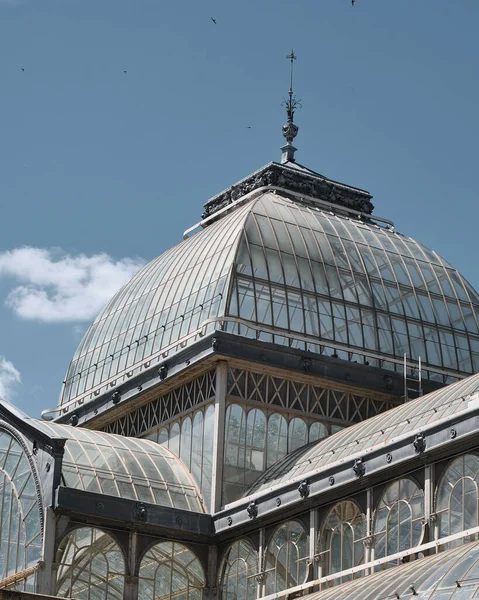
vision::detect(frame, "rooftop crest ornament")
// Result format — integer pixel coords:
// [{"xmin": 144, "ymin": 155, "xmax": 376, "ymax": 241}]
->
[{"xmin": 281, "ymin": 49, "xmax": 302, "ymax": 164}]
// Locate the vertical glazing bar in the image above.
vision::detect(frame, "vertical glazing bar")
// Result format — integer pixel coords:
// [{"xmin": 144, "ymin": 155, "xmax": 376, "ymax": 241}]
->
[
  {"xmin": 366, "ymin": 487, "xmax": 373, "ymax": 573},
  {"xmin": 36, "ymin": 507, "xmax": 57, "ymax": 595},
  {"xmin": 404, "ymin": 353, "xmax": 408, "ymax": 400},
  {"xmin": 424, "ymin": 464, "xmax": 432, "ymax": 528},
  {"xmin": 211, "ymin": 360, "xmax": 227, "ymax": 513},
  {"xmin": 309, "ymin": 508, "xmax": 319, "ymax": 590},
  {"xmin": 419, "ymin": 356, "xmax": 423, "ymax": 397},
  {"xmin": 258, "ymin": 528, "xmax": 266, "ymax": 599}
]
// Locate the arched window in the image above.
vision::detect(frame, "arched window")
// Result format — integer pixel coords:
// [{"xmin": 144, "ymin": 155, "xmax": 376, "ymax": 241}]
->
[
  {"xmin": 245, "ymin": 409, "xmax": 267, "ymax": 490},
  {"xmin": 264, "ymin": 520, "xmax": 309, "ymax": 595},
  {"xmin": 169, "ymin": 422, "xmax": 180, "ymax": 457},
  {"xmin": 138, "ymin": 541, "xmax": 204, "ymax": 600},
  {"xmin": 180, "ymin": 416, "xmax": 192, "ymax": 468},
  {"xmin": 56, "ymin": 527, "xmax": 125, "ymax": 599},
  {"xmin": 374, "ymin": 479, "xmax": 424, "ymax": 563},
  {"xmin": 320, "ymin": 501, "xmax": 365, "ymax": 582},
  {"xmin": 220, "ymin": 539, "xmax": 257, "ymax": 600},
  {"xmin": 191, "ymin": 411, "xmax": 204, "ymax": 485},
  {"xmin": 266, "ymin": 413, "xmax": 288, "ymax": 468},
  {"xmin": 288, "ymin": 418, "xmax": 308, "ymax": 452},
  {"xmin": 436, "ymin": 454, "xmax": 479, "ymax": 543},
  {"xmin": 309, "ymin": 422, "xmax": 328, "ymax": 443},
  {"xmin": 0, "ymin": 429, "xmax": 42, "ymax": 585}
]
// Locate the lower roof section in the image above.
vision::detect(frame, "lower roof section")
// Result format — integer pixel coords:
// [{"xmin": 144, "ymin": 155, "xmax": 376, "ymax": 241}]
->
[
  {"xmin": 0, "ymin": 400, "xmax": 205, "ymax": 513},
  {"xmin": 248, "ymin": 373, "xmax": 479, "ymax": 496},
  {"xmin": 301, "ymin": 540, "xmax": 479, "ymax": 600}
]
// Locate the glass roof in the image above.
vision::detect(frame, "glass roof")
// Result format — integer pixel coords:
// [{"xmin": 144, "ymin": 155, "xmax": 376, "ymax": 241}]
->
[
  {"xmin": 35, "ymin": 422, "xmax": 205, "ymax": 512},
  {"xmin": 301, "ymin": 540, "xmax": 479, "ymax": 600},
  {"xmin": 248, "ymin": 373, "xmax": 479, "ymax": 496},
  {"xmin": 58, "ymin": 188, "xmax": 479, "ymax": 413},
  {"xmin": 58, "ymin": 202, "xmax": 253, "ymax": 410},
  {"xmin": 227, "ymin": 193, "xmax": 479, "ymax": 379}
]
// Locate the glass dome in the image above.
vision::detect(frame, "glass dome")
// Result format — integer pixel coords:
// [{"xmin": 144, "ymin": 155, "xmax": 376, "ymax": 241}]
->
[{"xmin": 58, "ymin": 189, "xmax": 479, "ymax": 412}]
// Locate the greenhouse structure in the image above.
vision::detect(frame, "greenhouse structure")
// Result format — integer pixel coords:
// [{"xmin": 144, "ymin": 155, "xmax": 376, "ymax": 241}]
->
[{"xmin": 1, "ymin": 118, "xmax": 479, "ymax": 599}]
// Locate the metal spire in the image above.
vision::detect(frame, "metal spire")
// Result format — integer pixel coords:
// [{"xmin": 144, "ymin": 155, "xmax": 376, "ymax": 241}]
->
[{"xmin": 281, "ymin": 49, "xmax": 301, "ymax": 164}]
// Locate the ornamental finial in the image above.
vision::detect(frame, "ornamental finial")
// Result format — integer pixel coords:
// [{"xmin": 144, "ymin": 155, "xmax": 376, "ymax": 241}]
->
[{"xmin": 281, "ymin": 49, "xmax": 301, "ymax": 163}]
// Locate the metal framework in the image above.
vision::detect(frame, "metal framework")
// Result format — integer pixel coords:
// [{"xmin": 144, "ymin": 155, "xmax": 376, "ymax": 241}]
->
[
  {"xmin": 58, "ymin": 189, "xmax": 479, "ymax": 414},
  {"xmin": 0, "ymin": 428, "xmax": 42, "ymax": 586},
  {"xmin": 103, "ymin": 370, "xmax": 216, "ymax": 438},
  {"xmin": 227, "ymin": 367, "xmax": 397, "ymax": 423}
]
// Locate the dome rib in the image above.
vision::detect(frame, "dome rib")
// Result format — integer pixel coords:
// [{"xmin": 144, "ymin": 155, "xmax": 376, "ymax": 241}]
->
[
  {"xmin": 58, "ymin": 188, "xmax": 479, "ymax": 414},
  {"xmin": 225, "ymin": 191, "xmax": 479, "ymax": 380},
  {"xmin": 58, "ymin": 202, "xmax": 252, "ymax": 410}
]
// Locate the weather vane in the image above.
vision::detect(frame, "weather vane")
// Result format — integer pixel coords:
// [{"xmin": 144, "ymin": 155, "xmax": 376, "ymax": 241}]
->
[{"xmin": 281, "ymin": 49, "xmax": 301, "ymax": 163}]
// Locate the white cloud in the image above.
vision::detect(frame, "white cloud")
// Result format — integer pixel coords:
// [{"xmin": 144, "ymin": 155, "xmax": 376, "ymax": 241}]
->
[
  {"xmin": 0, "ymin": 247, "xmax": 144, "ymax": 323},
  {"xmin": 0, "ymin": 357, "xmax": 21, "ymax": 400}
]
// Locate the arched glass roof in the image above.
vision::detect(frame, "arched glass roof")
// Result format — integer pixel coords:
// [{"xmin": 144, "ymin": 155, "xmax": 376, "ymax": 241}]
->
[
  {"xmin": 226, "ymin": 192, "xmax": 479, "ymax": 378},
  {"xmin": 58, "ymin": 188, "xmax": 479, "ymax": 412},
  {"xmin": 301, "ymin": 540, "xmax": 479, "ymax": 600},
  {"xmin": 36, "ymin": 422, "xmax": 205, "ymax": 512},
  {"xmin": 247, "ymin": 372, "xmax": 479, "ymax": 497},
  {"xmin": 58, "ymin": 202, "xmax": 252, "ymax": 410}
]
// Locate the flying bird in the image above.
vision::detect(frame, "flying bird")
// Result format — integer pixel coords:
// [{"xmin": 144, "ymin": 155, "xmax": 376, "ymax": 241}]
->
[
  {"xmin": 21, "ymin": 68, "xmax": 24, "ymax": 72},
  {"xmin": 246, "ymin": 126, "xmax": 252, "ymax": 129},
  {"xmin": 352, "ymin": 0, "xmax": 355, "ymax": 5},
  {"xmin": 123, "ymin": 70, "xmax": 127, "ymax": 74},
  {"xmin": 211, "ymin": 17, "xmax": 217, "ymax": 24}
]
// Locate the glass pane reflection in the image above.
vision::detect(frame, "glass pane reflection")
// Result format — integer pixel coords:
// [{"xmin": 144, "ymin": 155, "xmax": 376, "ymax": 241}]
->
[
  {"xmin": 264, "ymin": 521, "xmax": 309, "ymax": 595},
  {"xmin": 138, "ymin": 541, "xmax": 204, "ymax": 600},
  {"xmin": 56, "ymin": 527, "xmax": 124, "ymax": 599},
  {"xmin": 0, "ymin": 430, "xmax": 42, "ymax": 582}
]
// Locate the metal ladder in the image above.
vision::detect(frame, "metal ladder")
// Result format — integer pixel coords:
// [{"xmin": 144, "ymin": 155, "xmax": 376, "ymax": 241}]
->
[{"xmin": 403, "ymin": 353, "xmax": 423, "ymax": 401}]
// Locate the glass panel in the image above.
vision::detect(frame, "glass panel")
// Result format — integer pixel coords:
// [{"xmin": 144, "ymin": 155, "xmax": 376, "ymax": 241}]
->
[
  {"xmin": 320, "ymin": 501, "xmax": 365, "ymax": 584},
  {"xmin": 0, "ymin": 431, "xmax": 41, "ymax": 581},
  {"xmin": 61, "ymin": 202, "xmax": 252, "ymax": 407},
  {"xmin": 56, "ymin": 527, "xmax": 125, "ymax": 599},
  {"xmin": 39, "ymin": 422, "xmax": 204, "ymax": 512},
  {"xmin": 220, "ymin": 539, "xmax": 257, "ymax": 600},
  {"xmin": 374, "ymin": 479, "xmax": 424, "ymax": 565},
  {"xmin": 264, "ymin": 521, "xmax": 309, "ymax": 595},
  {"xmin": 138, "ymin": 541, "xmax": 205, "ymax": 600},
  {"xmin": 436, "ymin": 454, "xmax": 479, "ymax": 545}
]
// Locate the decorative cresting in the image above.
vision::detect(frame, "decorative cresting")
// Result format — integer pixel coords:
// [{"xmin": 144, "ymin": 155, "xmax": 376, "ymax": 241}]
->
[
  {"xmin": 281, "ymin": 49, "xmax": 301, "ymax": 164},
  {"xmin": 219, "ymin": 539, "xmax": 258, "ymax": 600},
  {"xmin": 0, "ymin": 426, "xmax": 43, "ymax": 586},
  {"xmin": 202, "ymin": 163, "xmax": 374, "ymax": 221},
  {"xmin": 138, "ymin": 541, "xmax": 205, "ymax": 600},
  {"xmin": 55, "ymin": 527, "xmax": 125, "ymax": 599}
]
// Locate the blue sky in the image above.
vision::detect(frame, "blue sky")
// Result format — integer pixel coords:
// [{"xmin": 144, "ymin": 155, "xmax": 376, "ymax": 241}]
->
[{"xmin": 0, "ymin": 0, "xmax": 478, "ymax": 416}]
